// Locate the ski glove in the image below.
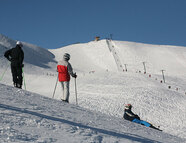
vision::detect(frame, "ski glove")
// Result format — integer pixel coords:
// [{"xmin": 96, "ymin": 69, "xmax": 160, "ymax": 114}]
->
[{"xmin": 72, "ymin": 73, "xmax": 77, "ymax": 78}]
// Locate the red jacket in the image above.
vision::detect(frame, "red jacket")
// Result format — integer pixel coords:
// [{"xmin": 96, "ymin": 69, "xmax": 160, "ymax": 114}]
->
[
  {"xmin": 57, "ymin": 65, "xmax": 70, "ymax": 81},
  {"xmin": 57, "ymin": 60, "xmax": 74, "ymax": 82}
]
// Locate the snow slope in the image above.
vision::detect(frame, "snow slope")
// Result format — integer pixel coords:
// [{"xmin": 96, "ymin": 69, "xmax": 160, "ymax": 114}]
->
[
  {"xmin": 0, "ymin": 83, "xmax": 184, "ymax": 143},
  {"xmin": 0, "ymin": 34, "xmax": 186, "ymax": 142},
  {"xmin": 49, "ymin": 40, "xmax": 118, "ymax": 72},
  {"xmin": 0, "ymin": 34, "xmax": 57, "ymax": 73},
  {"xmin": 111, "ymin": 40, "xmax": 186, "ymax": 76}
]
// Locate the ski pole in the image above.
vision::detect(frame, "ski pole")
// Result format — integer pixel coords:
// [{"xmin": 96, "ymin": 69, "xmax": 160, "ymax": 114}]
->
[
  {"xmin": 74, "ymin": 76, "xmax": 78, "ymax": 105},
  {"xmin": 22, "ymin": 67, "xmax": 26, "ymax": 90},
  {"xmin": 0, "ymin": 64, "xmax": 9, "ymax": 81},
  {"xmin": 52, "ymin": 75, "xmax": 58, "ymax": 99}
]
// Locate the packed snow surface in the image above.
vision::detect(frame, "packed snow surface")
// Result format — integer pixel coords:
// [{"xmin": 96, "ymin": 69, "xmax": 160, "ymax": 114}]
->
[
  {"xmin": 0, "ymin": 83, "xmax": 185, "ymax": 143},
  {"xmin": 0, "ymin": 34, "xmax": 186, "ymax": 142}
]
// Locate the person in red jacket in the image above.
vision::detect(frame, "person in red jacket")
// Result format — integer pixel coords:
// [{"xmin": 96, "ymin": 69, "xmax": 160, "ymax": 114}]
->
[{"xmin": 57, "ymin": 53, "xmax": 77, "ymax": 103}]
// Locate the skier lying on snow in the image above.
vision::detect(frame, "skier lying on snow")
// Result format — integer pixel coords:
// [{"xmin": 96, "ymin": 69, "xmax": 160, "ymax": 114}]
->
[{"xmin": 123, "ymin": 104, "xmax": 162, "ymax": 131}]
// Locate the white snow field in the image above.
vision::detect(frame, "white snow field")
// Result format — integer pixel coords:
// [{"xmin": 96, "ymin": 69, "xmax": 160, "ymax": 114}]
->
[
  {"xmin": 0, "ymin": 34, "xmax": 186, "ymax": 142},
  {"xmin": 0, "ymin": 83, "xmax": 185, "ymax": 143}
]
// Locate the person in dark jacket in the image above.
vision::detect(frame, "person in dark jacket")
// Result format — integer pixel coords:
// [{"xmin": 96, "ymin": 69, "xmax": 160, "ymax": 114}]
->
[
  {"xmin": 4, "ymin": 41, "xmax": 24, "ymax": 88},
  {"xmin": 123, "ymin": 104, "xmax": 162, "ymax": 131}
]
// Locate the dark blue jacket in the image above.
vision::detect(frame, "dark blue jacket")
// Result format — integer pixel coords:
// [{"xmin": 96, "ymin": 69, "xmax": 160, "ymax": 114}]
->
[
  {"xmin": 4, "ymin": 45, "xmax": 24, "ymax": 67},
  {"xmin": 123, "ymin": 109, "xmax": 140, "ymax": 121}
]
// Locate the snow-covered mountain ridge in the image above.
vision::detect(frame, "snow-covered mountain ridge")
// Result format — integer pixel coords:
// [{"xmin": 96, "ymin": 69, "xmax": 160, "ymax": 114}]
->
[
  {"xmin": 1, "ymin": 33, "xmax": 186, "ymax": 75},
  {"xmin": 0, "ymin": 33, "xmax": 186, "ymax": 142},
  {"xmin": 49, "ymin": 38, "xmax": 186, "ymax": 76}
]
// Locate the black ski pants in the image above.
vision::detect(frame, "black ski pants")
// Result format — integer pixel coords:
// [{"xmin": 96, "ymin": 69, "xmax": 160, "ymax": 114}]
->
[{"xmin": 11, "ymin": 65, "xmax": 23, "ymax": 86}]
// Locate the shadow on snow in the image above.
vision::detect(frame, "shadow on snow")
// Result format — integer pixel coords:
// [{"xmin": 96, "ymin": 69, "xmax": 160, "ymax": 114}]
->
[{"xmin": 0, "ymin": 103, "xmax": 162, "ymax": 143}]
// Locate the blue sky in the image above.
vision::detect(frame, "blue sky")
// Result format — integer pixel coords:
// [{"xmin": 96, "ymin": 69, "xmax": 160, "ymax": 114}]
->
[{"xmin": 0, "ymin": 0, "xmax": 186, "ymax": 49}]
